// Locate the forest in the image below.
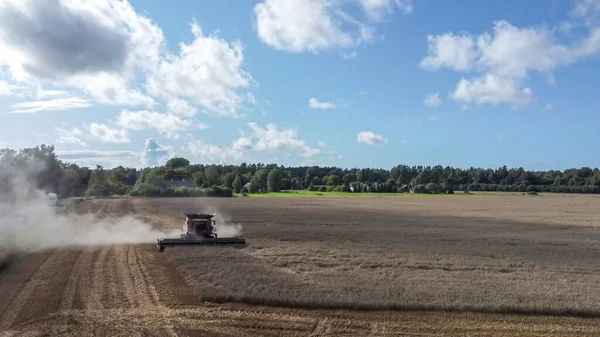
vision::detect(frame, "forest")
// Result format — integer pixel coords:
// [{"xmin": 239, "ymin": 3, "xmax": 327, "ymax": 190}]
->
[{"xmin": 2, "ymin": 144, "xmax": 600, "ymax": 199}]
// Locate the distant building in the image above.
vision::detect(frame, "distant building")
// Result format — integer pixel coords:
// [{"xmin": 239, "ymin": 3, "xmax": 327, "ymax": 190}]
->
[{"xmin": 242, "ymin": 182, "xmax": 251, "ymax": 192}]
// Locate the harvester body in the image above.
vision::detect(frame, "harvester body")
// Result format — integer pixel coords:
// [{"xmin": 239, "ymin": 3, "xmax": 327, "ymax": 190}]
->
[{"xmin": 157, "ymin": 212, "xmax": 245, "ymax": 251}]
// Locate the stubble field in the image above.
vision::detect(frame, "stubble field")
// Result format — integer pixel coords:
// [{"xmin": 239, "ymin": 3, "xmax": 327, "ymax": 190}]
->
[{"xmin": 1, "ymin": 194, "xmax": 600, "ymax": 336}]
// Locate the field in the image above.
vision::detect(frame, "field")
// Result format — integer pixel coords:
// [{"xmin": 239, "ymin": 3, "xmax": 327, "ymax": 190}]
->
[{"xmin": 1, "ymin": 195, "xmax": 600, "ymax": 336}]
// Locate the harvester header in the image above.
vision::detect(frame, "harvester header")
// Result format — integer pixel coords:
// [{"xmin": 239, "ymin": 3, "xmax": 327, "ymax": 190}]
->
[{"xmin": 156, "ymin": 211, "xmax": 245, "ymax": 251}]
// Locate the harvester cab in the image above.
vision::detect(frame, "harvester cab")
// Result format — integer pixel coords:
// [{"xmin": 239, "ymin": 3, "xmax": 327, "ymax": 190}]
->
[
  {"xmin": 183, "ymin": 212, "xmax": 218, "ymax": 239},
  {"xmin": 157, "ymin": 211, "xmax": 246, "ymax": 252}
]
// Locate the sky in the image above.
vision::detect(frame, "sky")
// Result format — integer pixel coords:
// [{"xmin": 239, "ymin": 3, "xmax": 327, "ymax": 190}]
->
[{"xmin": 0, "ymin": 0, "xmax": 599, "ymax": 171}]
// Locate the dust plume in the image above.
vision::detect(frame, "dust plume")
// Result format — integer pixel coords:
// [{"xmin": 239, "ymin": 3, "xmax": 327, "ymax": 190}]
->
[
  {"xmin": 195, "ymin": 204, "xmax": 244, "ymax": 238},
  {"xmin": 0, "ymin": 157, "xmax": 178, "ymax": 256}
]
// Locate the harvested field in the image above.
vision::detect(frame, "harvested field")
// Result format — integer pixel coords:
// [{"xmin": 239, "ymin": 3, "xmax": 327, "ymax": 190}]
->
[{"xmin": 1, "ymin": 195, "xmax": 600, "ymax": 335}]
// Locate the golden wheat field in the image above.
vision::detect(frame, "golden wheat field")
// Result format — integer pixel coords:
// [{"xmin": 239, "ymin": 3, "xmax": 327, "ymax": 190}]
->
[{"xmin": 1, "ymin": 195, "xmax": 600, "ymax": 336}]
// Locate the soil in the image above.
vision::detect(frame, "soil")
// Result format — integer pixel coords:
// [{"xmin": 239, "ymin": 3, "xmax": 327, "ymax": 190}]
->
[{"xmin": 1, "ymin": 196, "xmax": 600, "ymax": 336}]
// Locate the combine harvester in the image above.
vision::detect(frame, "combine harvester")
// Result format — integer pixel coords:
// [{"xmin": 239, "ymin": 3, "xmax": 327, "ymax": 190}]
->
[{"xmin": 157, "ymin": 212, "xmax": 246, "ymax": 252}]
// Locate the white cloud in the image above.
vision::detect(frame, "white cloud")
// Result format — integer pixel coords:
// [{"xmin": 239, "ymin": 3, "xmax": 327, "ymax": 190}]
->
[
  {"xmin": 0, "ymin": 80, "xmax": 27, "ymax": 96},
  {"xmin": 55, "ymin": 123, "xmax": 130, "ymax": 145},
  {"xmin": 253, "ymin": 0, "xmax": 378, "ymax": 53},
  {"xmin": 56, "ymin": 127, "xmax": 86, "ymax": 146},
  {"xmin": 0, "ymin": 0, "xmax": 163, "ymax": 106},
  {"xmin": 88, "ymin": 123, "xmax": 130, "ymax": 143},
  {"xmin": 187, "ymin": 138, "xmax": 245, "ymax": 164},
  {"xmin": 343, "ymin": 51, "xmax": 358, "ymax": 59},
  {"xmin": 116, "ymin": 110, "xmax": 195, "ymax": 139},
  {"xmin": 357, "ymin": 131, "xmax": 387, "ymax": 145},
  {"xmin": 57, "ymin": 149, "xmax": 141, "ymax": 169},
  {"xmin": 450, "ymin": 75, "xmax": 533, "ymax": 107},
  {"xmin": 542, "ymin": 103, "xmax": 554, "ymax": 112},
  {"xmin": 424, "ymin": 92, "xmax": 442, "ymax": 107},
  {"xmin": 167, "ymin": 98, "xmax": 198, "ymax": 117},
  {"xmin": 72, "ymin": 73, "xmax": 155, "ymax": 107},
  {"xmin": 146, "ymin": 21, "xmax": 254, "ymax": 118},
  {"xmin": 141, "ymin": 138, "xmax": 174, "ymax": 167},
  {"xmin": 35, "ymin": 86, "xmax": 69, "ymax": 100},
  {"xmin": 317, "ymin": 139, "xmax": 327, "ymax": 147},
  {"xmin": 232, "ymin": 137, "xmax": 253, "ymax": 151},
  {"xmin": 187, "ymin": 122, "xmax": 330, "ymax": 164},
  {"xmin": 359, "ymin": 0, "xmax": 413, "ymax": 22},
  {"xmin": 420, "ymin": 7, "xmax": 600, "ymax": 108},
  {"xmin": 245, "ymin": 122, "xmax": 320, "ymax": 158},
  {"xmin": 9, "ymin": 96, "xmax": 93, "ymax": 113},
  {"xmin": 308, "ymin": 97, "xmax": 336, "ymax": 109},
  {"xmin": 420, "ymin": 33, "xmax": 477, "ymax": 72}
]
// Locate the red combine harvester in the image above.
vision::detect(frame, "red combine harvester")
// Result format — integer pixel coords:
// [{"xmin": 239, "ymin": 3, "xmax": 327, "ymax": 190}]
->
[{"xmin": 156, "ymin": 212, "xmax": 246, "ymax": 252}]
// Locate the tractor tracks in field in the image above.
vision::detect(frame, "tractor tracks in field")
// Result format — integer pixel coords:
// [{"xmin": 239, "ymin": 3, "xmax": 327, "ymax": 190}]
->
[{"xmin": 0, "ymin": 244, "xmax": 181, "ymax": 336}]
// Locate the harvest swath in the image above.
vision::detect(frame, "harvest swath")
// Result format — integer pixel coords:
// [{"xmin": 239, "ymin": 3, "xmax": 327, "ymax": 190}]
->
[{"xmin": 1, "ymin": 196, "xmax": 600, "ymax": 336}]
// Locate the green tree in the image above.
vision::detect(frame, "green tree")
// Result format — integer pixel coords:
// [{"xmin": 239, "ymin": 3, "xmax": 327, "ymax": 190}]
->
[
  {"xmin": 326, "ymin": 174, "xmax": 340, "ymax": 186},
  {"xmin": 232, "ymin": 175, "xmax": 242, "ymax": 193},
  {"xmin": 248, "ymin": 177, "xmax": 259, "ymax": 193},
  {"xmin": 267, "ymin": 168, "xmax": 282, "ymax": 192},
  {"xmin": 223, "ymin": 172, "xmax": 235, "ymax": 189},
  {"xmin": 193, "ymin": 171, "xmax": 205, "ymax": 187},
  {"xmin": 205, "ymin": 165, "xmax": 219, "ymax": 186},
  {"xmin": 166, "ymin": 157, "xmax": 190, "ymax": 169},
  {"xmin": 254, "ymin": 169, "xmax": 269, "ymax": 191}
]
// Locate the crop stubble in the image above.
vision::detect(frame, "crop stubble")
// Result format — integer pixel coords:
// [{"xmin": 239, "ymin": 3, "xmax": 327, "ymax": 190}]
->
[{"xmin": 1, "ymin": 196, "xmax": 600, "ymax": 335}]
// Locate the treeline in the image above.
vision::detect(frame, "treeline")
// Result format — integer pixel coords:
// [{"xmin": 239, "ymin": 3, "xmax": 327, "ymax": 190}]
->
[{"xmin": 2, "ymin": 144, "xmax": 600, "ymax": 199}]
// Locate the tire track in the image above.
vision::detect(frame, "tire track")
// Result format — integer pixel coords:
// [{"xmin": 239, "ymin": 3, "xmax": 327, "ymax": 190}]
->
[
  {"xmin": 126, "ymin": 246, "xmax": 154, "ymax": 308},
  {"xmin": 0, "ymin": 252, "xmax": 51, "ymax": 321},
  {"xmin": 59, "ymin": 247, "xmax": 98, "ymax": 311},
  {"xmin": 0, "ymin": 250, "xmax": 79, "ymax": 329}
]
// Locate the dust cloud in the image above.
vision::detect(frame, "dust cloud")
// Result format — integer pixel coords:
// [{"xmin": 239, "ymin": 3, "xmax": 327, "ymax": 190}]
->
[
  {"xmin": 0, "ymin": 156, "xmax": 244, "ymax": 257},
  {"xmin": 0, "ymin": 164, "xmax": 179, "ymax": 255},
  {"xmin": 1, "ymin": 196, "xmax": 182, "ymax": 253},
  {"xmin": 193, "ymin": 204, "xmax": 244, "ymax": 238}
]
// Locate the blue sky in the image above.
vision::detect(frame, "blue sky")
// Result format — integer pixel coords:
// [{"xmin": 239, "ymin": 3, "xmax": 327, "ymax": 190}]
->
[{"xmin": 0, "ymin": 0, "xmax": 599, "ymax": 170}]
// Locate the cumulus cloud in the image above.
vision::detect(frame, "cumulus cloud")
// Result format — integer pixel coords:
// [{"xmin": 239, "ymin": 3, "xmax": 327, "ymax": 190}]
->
[
  {"xmin": 357, "ymin": 131, "xmax": 387, "ymax": 145},
  {"xmin": 359, "ymin": 0, "xmax": 413, "ymax": 22},
  {"xmin": 116, "ymin": 110, "xmax": 196, "ymax": 140},
  {"xmin": 141, "ymin": 138, "xmax": 174, "ymax": 167},
  {"xmin": 450, "ymin": 75, "xmax": 533, "ymax": 107},
  {"xmin": 56, "ymin": 127, "xmax": 86, "ymax": 146},
  {"xmin": 424, "ymin": 92, "xmax": 442, "ymax": 107},
  {"xmin": 88, "ymin": 123, "xmax": 130, "ymax": 143},
  {"xmin": 166, "ymin": 98, "xmax": 198, "ymax": 117},
  {"xmin": 187, "ymin": 138, "xmax": 245, "ymax": 164},
  {"xmin": 253, "ymin": 0, "xmax": 388, "ymax": 53},
  {"xmin": 9, "ymin": 96, "xmax": 93, "ymax": 113},
  {"xmin": 146, "ymin": 21, "xmax": 254, "ymax": 118},
  {"xmin": 232, "ymin": 137, "xmax": 253, "ymax": 151},
  {"xmin": 245, "ymin": 122, "xmax": 320, "ymax": 158},
  {"xmin": 420, "ymin": 33, "xmax": 477, "ymax": 72},
  {"xmin": 308, "ymin": 97, "xmax": 336, "ymax": 109},
  {"xmin": 317, "ymin": 139, "xmax": 327, "ymax": 147},
  {"xmin": 0, "ymin": 0, "xmax": 163, "ymax": 106},
  {"xmin": 254, "ymin": 0, "xmax": 354, "ymax": 53},
  {"xmin": 55, "ymin": 123, "xmax": 130, "ymax": 145},
  {"xmin": 420, "ymin": 4, "xmax": 600, "ymax": 108}
]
